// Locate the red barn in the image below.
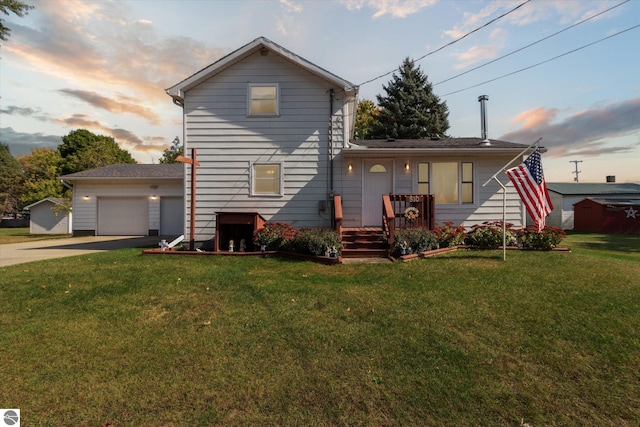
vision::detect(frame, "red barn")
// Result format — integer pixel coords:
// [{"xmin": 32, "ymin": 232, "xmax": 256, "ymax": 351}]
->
[{"xmin": 573, "ymin": 198, "xmax": 640, "ymax": 234}]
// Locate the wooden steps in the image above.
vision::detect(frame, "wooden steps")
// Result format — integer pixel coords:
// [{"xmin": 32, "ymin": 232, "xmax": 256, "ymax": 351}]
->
[{"xmin": 341, "ymin": 228, "xmax": 389, "ymax": 259}]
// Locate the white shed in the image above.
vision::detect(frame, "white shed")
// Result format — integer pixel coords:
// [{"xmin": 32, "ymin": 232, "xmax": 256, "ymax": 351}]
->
[{"xmin": 24, "ymin": 197, "xmax": 72, "ymax": 235}]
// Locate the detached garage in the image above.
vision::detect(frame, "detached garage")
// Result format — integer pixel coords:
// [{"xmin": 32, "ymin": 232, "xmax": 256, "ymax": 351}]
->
[{"xmin": 61, "ymin": 164, "xmax": 184, "ymax": 237}]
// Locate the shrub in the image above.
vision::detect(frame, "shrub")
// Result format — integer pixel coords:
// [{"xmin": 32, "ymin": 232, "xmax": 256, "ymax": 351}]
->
[
  {"xmin": 466, "ymin": 221, "xmax": 517, "ymax": 249},
  {"xmin": 253, "ymin": 222, "xmax": 301, "ymax": 251},
  {"xmin": 518, "ymin": 226, "xmax": 566, "ymax": 250},
  {"xmin": 292, "ymin": 228, "xmax": 343, "ymax": 256},
  {"xmin": 433, "ymin": 221, "xmax": 467, "ymax": 248},
  {"xmin": 393, "ymin": 227, "xmax": 439, "ymax": 257}
]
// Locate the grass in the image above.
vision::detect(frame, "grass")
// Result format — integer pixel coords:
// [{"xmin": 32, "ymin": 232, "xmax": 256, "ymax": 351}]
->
[
  {"xmin": 0, "ymin": 233, "xmax": 639, "ymax": 426},
  {"xmin": 0, "ymin": 227, "xmax": 70, "ymax": 244}
]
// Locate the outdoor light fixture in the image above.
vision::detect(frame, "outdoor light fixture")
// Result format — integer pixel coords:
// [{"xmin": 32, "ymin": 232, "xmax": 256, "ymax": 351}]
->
[
  {"xmin": 150, "ymin": 195, "xmax": 158, "ymax": 200},
  {"xmin": 82, "ymin": 195, "xmax": 90, "ymax": 200},
  {"xmin": 348, "ymin": 162, "xmax": 353, "ymax": 171},
  {"xmin": 405, "ymin": 163, "xmax": 410, "ymax": 171}
]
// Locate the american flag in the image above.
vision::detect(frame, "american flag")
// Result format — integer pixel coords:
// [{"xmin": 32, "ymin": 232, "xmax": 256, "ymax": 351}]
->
[{"xmin": 505, "ymin": 149, "xmax": 553, "ymax": 232}]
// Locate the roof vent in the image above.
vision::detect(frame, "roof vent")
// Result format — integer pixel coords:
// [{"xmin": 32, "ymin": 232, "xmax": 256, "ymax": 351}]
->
[
  {"xmin": 478, "ymin": 95, "xmax": 491, "ymax": 146},
  {"xmin": 606, "ymin": 175, "xmax": 616, "ymax": 183},
  {"xmin": 386, "ymin": 137, "xmax": 395, "ymax": 142}
]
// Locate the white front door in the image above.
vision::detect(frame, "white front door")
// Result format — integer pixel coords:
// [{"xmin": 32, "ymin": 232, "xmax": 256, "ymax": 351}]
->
[{"xmin": 362, "ymin": 159, "xmax": 394, "ymax": 226}]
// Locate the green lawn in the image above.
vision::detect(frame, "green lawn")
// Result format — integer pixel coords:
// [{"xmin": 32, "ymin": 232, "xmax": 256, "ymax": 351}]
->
[
  {"xmin": 1, "ymin": 233, "xmax": 639, "ymax": 426},
  {"xmin": 0, "ymin": 227, "xmax": 70, "ymax": 244}
]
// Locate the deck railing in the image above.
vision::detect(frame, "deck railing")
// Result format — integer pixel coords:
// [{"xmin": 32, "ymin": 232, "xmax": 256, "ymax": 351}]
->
[
  {"xmin": 382, "ymin": 194, "xmax": 435, "ymax": 249},
  {"xmin": 333, "ymin": 194, "xmax": 343, "ymax": 233},
  {"xmin": 382, "ymin": 195, "xmax": 396, "ymax": 248}
]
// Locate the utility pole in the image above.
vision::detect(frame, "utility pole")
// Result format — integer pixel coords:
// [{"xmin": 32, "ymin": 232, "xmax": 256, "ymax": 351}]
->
[{"xmin": 570, "ymin": 160, "xmax": 583, "ymax": 182}]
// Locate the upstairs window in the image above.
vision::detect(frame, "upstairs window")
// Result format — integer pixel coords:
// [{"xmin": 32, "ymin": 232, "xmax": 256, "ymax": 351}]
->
[{"xmin": 248, "ymin": 84, "xmax": 279, "ymax": 116}]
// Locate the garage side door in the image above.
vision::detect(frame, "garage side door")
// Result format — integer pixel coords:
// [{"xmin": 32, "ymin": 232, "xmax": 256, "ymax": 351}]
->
[
  {"xmin": 160, "ymin": 197, "xmax": 184, "ymax": 236},
  {"xmin": 98, "ymin": 197, "xmax": 148, "ymax": 236}
]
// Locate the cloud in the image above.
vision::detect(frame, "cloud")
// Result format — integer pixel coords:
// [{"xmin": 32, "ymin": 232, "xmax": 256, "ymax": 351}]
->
[
  {"xmin": 339, "ymin": 0, "xmax": 438, "ymax": 18},
  {"xmin": 0, "ymin": 127, "xmax": 61, "ymax": 156},
  {"xmin": 451, "ymin": 45, "xmax": 499, "ymax": 69},
  {"xmin": 444, "ymin": 0, "xmax": 622, "ymax": 40},
  {"xmin": 58, "ymin": 89, "xmax": 162, "ymax": 125},
  {"xmin": 276, "ymin": 0, "xmax": 304, "ymax": 35},
  {"xmin": 3, "ymin": 1, "xmax": 225, "ymax": 105},
  {"xmin": 0, "ymin": 106, "xmax": 50, "ymax": 121},
  {"xmin": 499, "ymin": 98, "xmax": 640, "ymax": 157},
  {"xmin": 53, "ymin": 114, "xmax": 170, "ymax": 155}
]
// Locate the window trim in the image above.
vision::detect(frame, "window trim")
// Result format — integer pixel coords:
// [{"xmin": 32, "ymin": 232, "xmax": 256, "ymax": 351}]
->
[
  {"xmin": 250, "ymin": 162, "xmax": 284, "ymax": 197},
  {"xmin": 247, "ymin": 83, "xmax": 280, "ymax": 117},
  {"xmin": 417, "ymin": 161, "xmax": 475, "ymax": 205}
]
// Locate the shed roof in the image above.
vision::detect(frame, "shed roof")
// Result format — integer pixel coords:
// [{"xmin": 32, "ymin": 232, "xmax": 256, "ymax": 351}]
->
[
  {"xmin": 166, "ymin": 36, "xmax": 358, "ymax": 105},
  {"xmin": 24, "ymin": 197, "xmax": 67, "ymax": 210},
  {"xmin": 575, "ymin": 198, "xmax": 640, "ymax": 206},
  {"xmin": 60, "ymin": 164, "xmax": 183, "ymax": 180},
  {"xmin": 547, "ymin": 183, "xmax": 640, "ymax": 196}
]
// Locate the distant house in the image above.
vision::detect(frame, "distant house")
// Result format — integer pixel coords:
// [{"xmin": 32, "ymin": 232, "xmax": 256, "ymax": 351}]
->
[
  {"xmin": 546, "ymin": 183, "xmax": 640, "ymax": 230},
  {"xmin": 60, "ymin": 164, "xmax": 183, "ymax": 237},
  {"xmin": 24, "ymin": 197, "xmax": 71, "ymax": 235},
  {"xmin": 573, "ymin": 198, "xmax": 640, "ymax": 234},
  {"xmin": 166, "ymin": 36, "xmax": 533, "ymax": 251}
]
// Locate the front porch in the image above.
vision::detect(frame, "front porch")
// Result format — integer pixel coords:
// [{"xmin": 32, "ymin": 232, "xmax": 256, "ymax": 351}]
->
[{"xmin": 334, "ymin": 194, "xmax": 435, "ymax": 258}]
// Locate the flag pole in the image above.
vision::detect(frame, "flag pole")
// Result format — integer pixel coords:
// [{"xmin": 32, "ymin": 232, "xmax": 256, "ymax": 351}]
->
[
  {"xmin": 481, "ymin": 137, "xmax": 542, "ymax": 187},
  {"xmin": 481, "ymin": 137, "xmax": 542, "ymax": 261}
]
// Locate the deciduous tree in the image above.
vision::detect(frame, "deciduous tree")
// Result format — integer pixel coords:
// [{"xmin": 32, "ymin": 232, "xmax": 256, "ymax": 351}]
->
[
  {"xmin": 354, "ymin": 99, "xmax": 379, "ymax": 140},
  {"xmin": 159, "ymin": 136, "xmax": 183, "ymax": 164},
  {"xmin": 58, "ymin": 129, "xmax": 136, "ymax": 175},
  {"xmin": 0, "ymin": 143, "xmax": 24, "ymax": 213},
  {"xmin": 18, "ymin": 148, "xmax": 65, "ymax": 207}
]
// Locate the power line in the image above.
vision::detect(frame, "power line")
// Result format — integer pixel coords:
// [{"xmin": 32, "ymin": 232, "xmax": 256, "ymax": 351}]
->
[
  {"xmin": 434, "ymin": 0, "xmax": 630, "ymax": 87},
  {"xmin": 357, "ymin": 0, "xmax": 532, "ymax": 88},
  {"xmin": 440, "ymin": 24, "xmax": 640, "ymax": 97}
]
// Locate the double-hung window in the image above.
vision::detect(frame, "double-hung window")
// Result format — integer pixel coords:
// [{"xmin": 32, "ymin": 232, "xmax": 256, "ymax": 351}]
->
[
  {"xmin": 252, "ymin": 163, "xmax": 282, "ymax": 196},
  {"xmin": 248, "ymin": 84, "xmax": 279, "ymax": 116},
  {"xmin": 417, "ymin": 161, "xmax": 474, "ymax": 204}
]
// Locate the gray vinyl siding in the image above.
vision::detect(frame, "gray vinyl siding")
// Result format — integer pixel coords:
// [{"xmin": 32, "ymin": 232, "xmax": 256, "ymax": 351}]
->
[
  {"xmin": 71, "ymin": 181, "xmax": 183, "ymax": 235},
  {"xmin": 339, "ymin": 155, "xmax": 525, "ymax": 228},
  {"xmin": 183, "ymin": 51, "xmax": 353, "ymax": 242}
]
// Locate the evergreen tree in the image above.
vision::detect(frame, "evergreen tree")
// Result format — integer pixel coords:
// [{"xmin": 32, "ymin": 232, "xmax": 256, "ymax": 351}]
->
[
  {"xmin": 373, "ymin": 58, "xmax": 449, "ymax": 139},
  {"xmin": 0, "ymin": 0, "xmax": 34, "ymax": 41}
]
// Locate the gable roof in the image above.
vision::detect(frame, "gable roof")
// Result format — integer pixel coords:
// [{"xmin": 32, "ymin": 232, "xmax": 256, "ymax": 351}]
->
[
  {"xmin": 166, "ymin": 36, "xmax": 358, "ymax": 105},
  {"xmin": 60, "ymin": 164, "xmax": 183, "ymax": 180},
  {"xmin": 547, "ymin": 182, "xmax": 640, "ymax": 196},
  {"xmin": 24, "ymin": 197, "xmax": 67, "ymax": 210},
  {"xmin": 575, "ymin": 197, "xmax": 640, "ymax": 207},
  {"xmin": 347, "ymin": 137, "xmax": 536, "ymax": 155}
]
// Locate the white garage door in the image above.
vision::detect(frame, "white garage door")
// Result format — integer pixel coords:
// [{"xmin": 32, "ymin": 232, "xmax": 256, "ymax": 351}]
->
[
  {"xmin": 98, "ymin": 198, "xmax": 148, "ymax": 235},
  {"xmin": 160, "ymin": 197, "xmax": 184, "ymax": 236}
]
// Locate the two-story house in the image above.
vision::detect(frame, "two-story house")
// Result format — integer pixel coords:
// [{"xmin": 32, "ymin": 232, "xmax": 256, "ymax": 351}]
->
[{"xmin": 166, "ymin": 36, "xmax": 531, "ymax": 252}]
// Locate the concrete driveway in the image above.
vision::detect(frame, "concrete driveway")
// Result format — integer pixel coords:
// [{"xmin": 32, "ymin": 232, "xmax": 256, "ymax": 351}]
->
[{"xmin": 0, "ymin": 235, "xmax": 166, "ymax": 267}]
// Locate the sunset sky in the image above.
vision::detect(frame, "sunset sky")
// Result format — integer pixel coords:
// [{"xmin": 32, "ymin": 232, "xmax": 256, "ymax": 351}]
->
[{"xmin": 2, "ymin": 0, "xmax": 639, "ymax": 183}]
